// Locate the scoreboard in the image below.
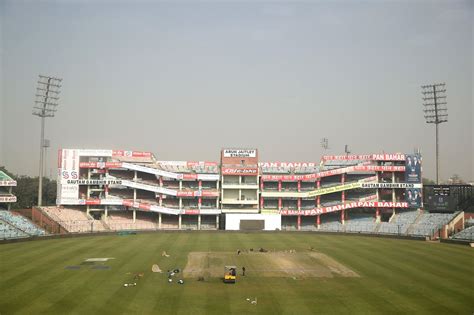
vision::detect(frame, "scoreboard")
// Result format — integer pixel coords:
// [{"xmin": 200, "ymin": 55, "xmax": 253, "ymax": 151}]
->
[{"xmin": 424, "ymin": 185, "xmax": 473, "ymax": 212}]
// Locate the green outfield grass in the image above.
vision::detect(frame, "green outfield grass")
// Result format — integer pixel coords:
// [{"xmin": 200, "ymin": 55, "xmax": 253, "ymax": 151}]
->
[{"xmin": 0, "ymin": 232, "xmax": 473, "ymax": 314}]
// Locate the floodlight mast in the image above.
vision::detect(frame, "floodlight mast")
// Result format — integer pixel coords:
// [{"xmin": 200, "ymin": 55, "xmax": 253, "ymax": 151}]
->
[
  {"xmin": 32, "ymin": 75, "xmax": 62, "ymax": 206},
  {"xmin": 422, "ymin": 83, "xmax": 447, "ymax": 184}
]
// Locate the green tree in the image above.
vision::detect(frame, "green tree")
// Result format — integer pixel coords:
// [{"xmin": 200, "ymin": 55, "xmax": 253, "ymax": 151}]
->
[{"xmin": 0, "ymin": 167, "xmax": 57, "ymax": 209}]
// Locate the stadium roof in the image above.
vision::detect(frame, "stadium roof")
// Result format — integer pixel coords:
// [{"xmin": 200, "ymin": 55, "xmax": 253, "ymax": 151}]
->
[{"xmin": 0, "ymin": 171, "xmax": 16, "ymax": 186}]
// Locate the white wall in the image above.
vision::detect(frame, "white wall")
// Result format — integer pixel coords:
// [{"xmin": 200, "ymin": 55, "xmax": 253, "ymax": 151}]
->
[{"xmin": 225, "ymin": 213, "xmax": 281, "ymax": 231}]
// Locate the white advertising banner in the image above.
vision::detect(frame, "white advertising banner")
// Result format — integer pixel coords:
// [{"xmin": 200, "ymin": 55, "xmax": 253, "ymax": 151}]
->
[
  {"xmin": 223, "ymin": 149, "xmax": 256, "ymax": 158},
  {"xmin": 77, "ymin": 149, "xmax": 113, "ymax": 157},
  {"xmin": 361, "ymin": 183, "xmax": 422, "ymax": 189},
  {"xmin": 58, "ymin": 149, "xmax": 80, "ymax": 201},
  {"xmin": 0, "ymin": 195, "xmax": 16, "ymax": 202}
]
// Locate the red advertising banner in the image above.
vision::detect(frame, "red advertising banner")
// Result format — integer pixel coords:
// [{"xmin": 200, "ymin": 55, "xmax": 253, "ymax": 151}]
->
[
  {"xmin": 112, "ymin": 150, "xmax": 152, "ymax": 158},
  {"xmin": 184, "ymin": 209, "xmax": 200, "ymax": 215},
  {"xmin": 201, "ymin": 190, "xmax": 219, "ymax": 197},
  {"xmin": 280, "ymin": 201, "xmax": 409, "ymax": 216},
  {"xmin": 259, "ymin": 162, "xmax": 318, "ymax": 168},
  {"xmin": 322, "ymin": 154, "xmax": 406, "ymax": 161},
  {"xmin": 85, "ymin": 199, "xmax": 101, "ymax": 205},
  {"xmin": 183, "ymin": 174, "xmax": 198, "ymax": 180},
  {"xmin": 177, "ymin": 191, "xmax": 195, "ymax": 197},
  {"xmin": 79, "ymin": 162, "xmax": 123, "ymax": 169}
]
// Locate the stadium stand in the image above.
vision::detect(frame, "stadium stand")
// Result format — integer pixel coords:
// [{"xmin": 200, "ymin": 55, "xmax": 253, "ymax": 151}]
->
[
  {"xmin": 0, "ymin": 220, "xmax": 29, "ymax": 239},
  {"xmin": 0, "ymin": 211, "xmax": 46, "ymax": 236},
  {"xmin": 409, "ymin": 212, "xmax": 459, "ymax": 237},
  {"xmin": 452, "ymin": 226, "xmax": 474, "ymax": 241}
]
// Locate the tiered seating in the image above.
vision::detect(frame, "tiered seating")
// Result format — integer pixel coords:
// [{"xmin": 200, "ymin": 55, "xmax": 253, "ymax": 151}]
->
[
  {"xmin": 452, "ymin": 226, "xmax": 474, "ymax": 241},
  {"xmin": 294, "ymin": 166, "xmax": 320, "ymax": 174},
  {"xmin": 345, "ymin": 214, "xmax": 376, "ymax": 233},
  {"xmin": 0, "ymin": 220, "xmax": 28, "ymax": 239},
  {"xmin": 319, "ymin": 215, "xmax": 344, "ymax": 232},
  {"xmin": 300, "ymin": 216, "xmax": 317, "ymax": 231},
  {"xmin": 385, "ymin": 210, "xmax": 419, "ymax": 234},
  {"xmin": 0, "ymin": 211, "xmax": 46, "ymax": 236},
  {"xmin": 106, "ymin": 212, "xmax": 157, "ymax": 230},
  {"xmin": 410, "ymin": 212, "xmax": 458, "ymax": 236},
  {"xmin": 42, "ymin": 207, "xmax": 95, "ymax": 233}
]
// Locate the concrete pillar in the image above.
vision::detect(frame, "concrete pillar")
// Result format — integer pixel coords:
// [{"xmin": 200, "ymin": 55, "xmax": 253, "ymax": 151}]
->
[
  {"xmin": 104, "ymin": 206, "xmax": 108, "ymax": 218},
  {"xmin": 297, "ymin": 180, "xmax": 301, "ymax": 192},
  {"xmin": 278, "ymin": 180, "xmax": 282, "ymax": 191},
  {"xmin": 375, "ymin": 207, "xmax": 380, "ymax": 222},
  {"xmin": 216, "ymin": 215, "xmax": 220, "ymax": 229},
  {"xmin": 86, "ymin": 205, "xmax": 90, "ymax": 215},
  {"xmin": 278, "ymin": 198, "xmax": 282, "ymax": 210},
  {"xmin": 133, "ymin": 210, "xmax": 136, "ymax": 223},
  {"xmin": 297, "ymin": 215, "xmax": 301, "ymax": 230},
  {"xmin": 158, "ymin": 213, "xmax": 162, "ymax": 229},
  {"xmin": 297, "ymin": 198, "xmax": 301, "ymax": 210},
  {"xmin": 133, "ymin": 189, "xmax": 136, "ymax": 201},
  {"xmin": 260, "ymin": 196, "xmax": 264, "ymax": 209},
  {"xmin": 198, "ymin": 197, "xmax": 202, "ymax": 209},
  {"xmin": 341, "ymin": 210, "xmax": 345, "ymax": 225},
  {"xmin": 178, "ymin": 214, "xmax": 182, "ymax": 230},
  {"xmin": 179, "ymin": 197, "xmax": 182, "ymax": 209},
  {"xmin": 317, "ymin": 214, "xmax": 321, "ymax": 229},
  {"xmin": 134, "ymin": 171, "xmax": 137, "ymax": 181},
  {"xmin": 198, "ymin": 214, "xmax": 201, "ymax": 230}
]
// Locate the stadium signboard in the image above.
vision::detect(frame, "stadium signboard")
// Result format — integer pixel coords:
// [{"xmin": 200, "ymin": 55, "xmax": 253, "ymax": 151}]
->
[
  {"xmin": 64, "ymin": 179, "xmax": 123, "ymax": 185},
  {"xmin": 223, "ymin": 149, "xmax": 256, "ymax": 158}
]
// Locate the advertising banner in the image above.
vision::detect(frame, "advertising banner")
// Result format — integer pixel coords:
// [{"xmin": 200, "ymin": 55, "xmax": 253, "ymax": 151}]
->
[
  {"xmin": 322, "ymin": 154, "xmax": 406, "ymax": 161},
  {"xmin": 222, "ymin": 168, "xmax": 258, "ymax": 176},
  {"xmin": 307, "ymin": 182, "xmax": 362, "ymax": 197},
  {"xmin": 361, "ymin": 183, "xmax": 422, "ymax": 189},
  {"xmin": 201, "ymin": 190, "xmax": 219, "ymax": 197},
  {"xmin": 259, "ymin": 162, "xmax": 318, "ymax": 168},
  {"xmin": 58, "ymin": 149, "xmax": 80, "ymax": 201},
  {"xmin": 405, "ymin": 154, "xmax": 422, "ymax": 183},
  {"xmin": 77, "ymin": 149, "xmax": 113, "ymax": 157},
  {"xmin": 197, "ymin": 174, "xmax": 220, "ymax": 181},
  {"xmin": 405, "ymin": 188, "xmax": 422, "ymax": 208},
  {"xmin": 280, "ymin": 201, "xmax": 409, "ymax": 216},
  {"xmin": 0, "ymin": 181, "xmax": 16, "ymax": 186},
  {"xmin": 184, "ymin": 209, "xmax": 200, "ymax": 215},
  {"xmin": 223, "ymin": 149, "xmax": 256, "ymax": 158},
  {"xmin": 112, "ymin": 150, "xmax": 152, "ymax": 158},
  {"xmin": 0, "ymin": 196, "xmax": 16, "ymax": 202},
  {"xmin": 79, "ymin": 162, "xmax": 123, "ymax": 169}
]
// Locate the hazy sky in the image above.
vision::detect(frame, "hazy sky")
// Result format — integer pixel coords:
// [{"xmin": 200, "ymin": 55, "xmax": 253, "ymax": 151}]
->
[{"xmin": 0, "ymin": 0, "xmax": 472, "ymax": 181}]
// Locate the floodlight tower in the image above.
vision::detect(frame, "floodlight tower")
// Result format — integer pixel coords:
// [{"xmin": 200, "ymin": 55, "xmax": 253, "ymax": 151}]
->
[
  {"xmin": 33, "ymin": 75, "xmax": 62, "ymax": 206},
  {"xmin": 422, "ymin": 83, "xmax": 447, "ymax": 184},
  {"xmin": 320, "ymin": 138, "xmax": 329, "ymax": 151}
]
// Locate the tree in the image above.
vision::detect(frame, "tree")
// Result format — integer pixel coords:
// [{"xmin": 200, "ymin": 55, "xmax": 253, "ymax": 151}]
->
[
  {"xmin": 0, "ymin": 167, "xmax": 57, "ymax": 209},
  {"xmin": 422, "ymin": 177, "xmax": 436, "ymax": 185}
]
